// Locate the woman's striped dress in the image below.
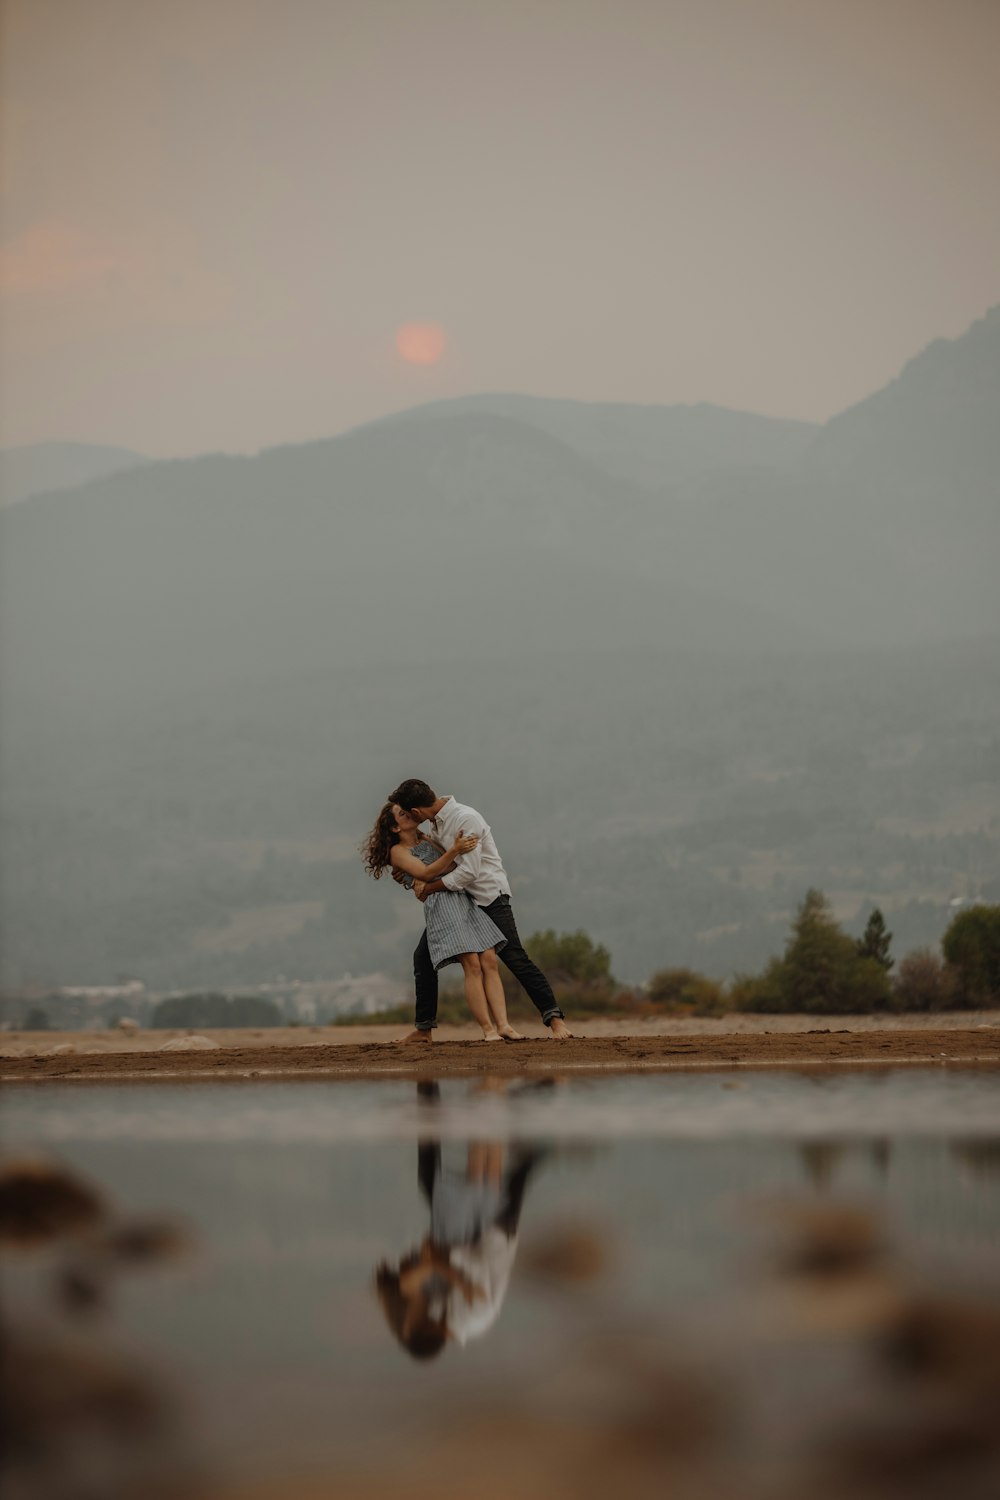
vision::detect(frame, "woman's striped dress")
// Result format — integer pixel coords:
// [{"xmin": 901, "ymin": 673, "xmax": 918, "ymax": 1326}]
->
[{"xmin": 406, "ymin": 840, "xmax": 508, "ymax": 971}]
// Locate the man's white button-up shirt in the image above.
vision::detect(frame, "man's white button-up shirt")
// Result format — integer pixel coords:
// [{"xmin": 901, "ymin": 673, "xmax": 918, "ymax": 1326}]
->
[{"xmin": 421, "ymin": 796, "xmax": 511, "ymax": 907}]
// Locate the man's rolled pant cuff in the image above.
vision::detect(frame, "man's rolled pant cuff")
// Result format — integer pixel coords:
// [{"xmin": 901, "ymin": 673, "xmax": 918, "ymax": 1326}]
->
[
  {"xmin": 542, "ymin": 1008, "xmax": 565, "ymax": 1025},
  {"xmin": 415, "ymin": 1022, "xmax": 437, "ymax": 1031}
]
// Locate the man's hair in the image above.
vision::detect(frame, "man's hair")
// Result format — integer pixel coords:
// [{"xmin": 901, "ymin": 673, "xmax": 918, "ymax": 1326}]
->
[{"xmin": 389, "ymin": 779, "xmax": 437, "ymax": 812}]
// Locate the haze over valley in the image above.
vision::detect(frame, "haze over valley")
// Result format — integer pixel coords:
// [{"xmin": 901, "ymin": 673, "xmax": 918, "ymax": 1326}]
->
[{"xmin": 2, "ymin": 308, "xmax": 998, "ymax": 998}]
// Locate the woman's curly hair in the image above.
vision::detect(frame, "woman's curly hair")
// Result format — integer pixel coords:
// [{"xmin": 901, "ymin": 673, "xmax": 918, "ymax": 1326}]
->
[
  {"xmin": 374, "ymin": 1259, "xmax": 447, "ymax": 1361},
  {"xmin": 361, "ymin": 802, "xmax": 400, "ymax": 879}
]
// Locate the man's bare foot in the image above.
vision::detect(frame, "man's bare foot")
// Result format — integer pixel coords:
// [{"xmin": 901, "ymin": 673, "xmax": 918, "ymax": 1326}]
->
[
  {"xmin": 499, "ymin": 1024, "xmax": 525, "ymax": 1042},
  {"xmin": 394, "ymin": 1029, "xmax": 433, "ymax": 1045},
  {"xmin": 547, "ymin": 1018, "xmax": 574, "ymax": 1040}
]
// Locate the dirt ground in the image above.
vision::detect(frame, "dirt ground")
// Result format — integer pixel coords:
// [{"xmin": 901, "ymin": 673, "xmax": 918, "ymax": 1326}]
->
[{"xmin": 2, "ymin": 1011, "xmax": 999, "ymax": 1082}]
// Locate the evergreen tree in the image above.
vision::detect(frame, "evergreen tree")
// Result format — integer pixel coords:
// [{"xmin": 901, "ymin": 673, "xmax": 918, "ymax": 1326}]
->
[
  {"xmin": 780, "ymin": 889, "xmax": 861, "ymax": 1012},
  {"xmin": 857, "ymin": 908, "xmax": 893, "ymax": 971},
  {"xmin": 735, "ymin": 888, "xmax": 892, "ymax": 1013}
]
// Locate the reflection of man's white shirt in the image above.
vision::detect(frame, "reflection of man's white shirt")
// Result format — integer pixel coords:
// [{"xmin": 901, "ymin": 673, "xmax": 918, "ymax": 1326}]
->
[
  {"xmin": 428, "ymin": 1163, "xmax": 517, "ymax": 1346},
  {"xmin": 447, "ymin": 1230, "xmax": 518, "ymax": 1346},
  {"xmin": 421, "ymin": 796, "xmax": 511, "ymax": 906}
]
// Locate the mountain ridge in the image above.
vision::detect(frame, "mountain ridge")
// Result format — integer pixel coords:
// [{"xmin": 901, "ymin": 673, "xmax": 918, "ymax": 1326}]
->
[
  {"xmin": 8, "ymin": 302, "xmax": 997, "ymax": 506},
  {"xmin": 0, "ymin": 441, "xmax": 149, "ymax": 507}
]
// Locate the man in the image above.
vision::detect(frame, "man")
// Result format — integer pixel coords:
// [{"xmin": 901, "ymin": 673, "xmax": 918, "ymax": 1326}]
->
[{"xmin": 388, "ymin": 778, "xmax": 573, "ymax": 1042}]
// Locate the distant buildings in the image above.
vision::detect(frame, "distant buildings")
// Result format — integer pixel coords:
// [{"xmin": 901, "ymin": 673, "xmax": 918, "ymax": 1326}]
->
[{"xmin": 0, "ymin": 973, "xmax": 408, "ymax": 1030}]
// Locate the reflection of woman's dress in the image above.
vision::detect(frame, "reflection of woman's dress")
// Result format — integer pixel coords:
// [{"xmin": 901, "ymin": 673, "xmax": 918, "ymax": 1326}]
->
[
  {"xmin": 426, "ymin": 1152, "xmax": 535, "ymax": 1347},
  {"xmin": 406, "ymin": 839, "xmax": 507, "ymax": 971}
]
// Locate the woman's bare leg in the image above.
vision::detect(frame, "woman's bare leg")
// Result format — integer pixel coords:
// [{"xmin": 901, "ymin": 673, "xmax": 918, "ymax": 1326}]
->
[
  {"xmin": 481, "ymin": 949, "xmax": 524, "ymax": 1040},
  {"xmin": 466, "ymin": 1143, "xmax": 505, "ymax": 1185},
  {"xmin": 484, "ymin": 1143, "xmax": 504, "ymax": 1186},
  {"xmin": 459, "ymin": 954, "xmax": 501, "ymax": 1039}
]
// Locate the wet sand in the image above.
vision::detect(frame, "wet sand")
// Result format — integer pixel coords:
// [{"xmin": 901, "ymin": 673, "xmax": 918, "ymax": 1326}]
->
[{"xmin": 2, "ymin": 1012, "xmax": 999, "ymax": 1082}]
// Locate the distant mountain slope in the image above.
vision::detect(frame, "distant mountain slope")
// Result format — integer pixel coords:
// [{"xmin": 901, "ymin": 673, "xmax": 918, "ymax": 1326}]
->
[
  {"xmin": 0, "ymin": 411, "xmax": 809, "ymax": 719},
  {"xmin": 811, "ymin": 304, "xmax": 1000, "ymax": 478},
  {"xmin": 373, "ymin": 393, "xmax": 818, "ymax": 488},
  {"xmin": 807, "ymin": 304, "xmax": 1000, "ymax": 526},
  {"xmin": 600, "ymin": 304, "xmax": 999, "ymax": 645},
  {"xmin": 0, "ymin": 441, "xmax": 148, "ymax": 506},
  {"xmin": 4, "ymin": 294, "xmax": 998, "ymax": 731},
  {"xmin": 338, "ymin": 308, "xmax": 996, "ymax": 644},
  {"xmin": 793, "ymin": 303, "xmax": 1000, "ymax": 638}
]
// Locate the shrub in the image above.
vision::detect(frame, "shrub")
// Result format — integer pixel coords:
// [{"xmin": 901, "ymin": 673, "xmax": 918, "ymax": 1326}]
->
[
  {"xmin": 891, "ymin": 948, "xmax": 959, "ymax": 1012},
  {"xmin": 333, "ymin": 1004, "xmax": 411, "ymax": 1027},
  {"xmin": 151, "ymin": 993, "xmax": 282, "ymax": 1028},
  {"xmin": 502, "ymin": 929, "xmax": 620, "ymax": 1019},
  {"xmin": 849, "ymin": 956, "xmax": 899, "ymax": 1013},
  {"xmin": 646, "ymin": 967, "xmax": 726, "ymax": 1016},
  {"xmin": 522, "ymin": 930, "xmax": 613, "ymax": 986},
  {"xmin": 730, "ymin": 959, "xmax": 787, "ymax": 1013}
]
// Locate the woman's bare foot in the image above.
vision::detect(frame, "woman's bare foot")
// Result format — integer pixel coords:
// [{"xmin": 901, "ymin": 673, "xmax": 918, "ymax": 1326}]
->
[
  {"xmin": 394, "ymin": 1029, "xmax": 432, "ymax": 1044},
  {"xmin": 547, "ymin": 1018, "xmax": 574, "ymax": 1040},
  {"xmin": 498, "ymin": 1024, "xmax": 525, "ymax": 1042},
  {"xmin": 482, "ymin": 1029, "xmax": 503, "ymax": 1042}
]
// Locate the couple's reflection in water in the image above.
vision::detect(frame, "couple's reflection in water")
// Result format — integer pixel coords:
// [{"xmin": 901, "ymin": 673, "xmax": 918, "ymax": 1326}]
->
[{"xmin": 375, "ymin": 1079, "xmax": 550, "ymax": 1360}]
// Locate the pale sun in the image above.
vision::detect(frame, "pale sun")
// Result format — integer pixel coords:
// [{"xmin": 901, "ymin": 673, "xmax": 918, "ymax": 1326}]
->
[{"xmin": 395, "ymin": 321, "xmax": 446, "ymax": 365}]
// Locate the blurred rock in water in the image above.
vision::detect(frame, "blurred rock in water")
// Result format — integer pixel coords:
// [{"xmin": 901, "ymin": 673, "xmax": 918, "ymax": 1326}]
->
[
  {"xmin": 759, "ymin": 1199, "xmax": 886, "ymax": 1278},
  {"xmin": 522, "ymin": 1224, "xmax": 611, "ymax": 1283},
  {"xmin": 0, "ymin": 1159, "xmax": 106, "ymax": 1247},
  {"xmin": 1, "ymin": 1157, "xmax": 199, "ymax": 1500}
]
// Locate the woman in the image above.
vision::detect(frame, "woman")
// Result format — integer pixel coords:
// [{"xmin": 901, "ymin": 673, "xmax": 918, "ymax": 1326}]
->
[{"xmin": 362, "ymin": 802, "xmax": 524, "ymax": 1042}]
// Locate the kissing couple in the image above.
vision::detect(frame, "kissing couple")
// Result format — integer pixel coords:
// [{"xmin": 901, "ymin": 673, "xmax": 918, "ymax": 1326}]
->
[{"xmin": 362, "ymin": 778, "xmax": 573, "ymax": 1042}]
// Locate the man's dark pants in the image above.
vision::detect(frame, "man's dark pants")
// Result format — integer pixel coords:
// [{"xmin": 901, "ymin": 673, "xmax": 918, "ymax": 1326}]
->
[{"xmin": 413, "ymin": 894, "xmax": 564, "ymax": 1030}]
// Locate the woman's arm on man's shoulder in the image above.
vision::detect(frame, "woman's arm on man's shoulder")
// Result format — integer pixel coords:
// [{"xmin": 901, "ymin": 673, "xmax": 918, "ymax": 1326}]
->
[{"xmin": 390, "ymin": 835, "xmax": 477, "ymax": 881}]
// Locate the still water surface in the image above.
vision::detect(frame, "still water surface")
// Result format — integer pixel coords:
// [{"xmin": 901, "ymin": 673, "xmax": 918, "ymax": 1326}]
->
[{"xmin": 4, "ymin": 1069, "xmax": 1000, "ymax": 1494}]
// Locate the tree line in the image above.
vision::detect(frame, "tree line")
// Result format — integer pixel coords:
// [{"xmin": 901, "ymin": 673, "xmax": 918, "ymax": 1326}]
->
[
  {"xmin": 12, "ymin": 897, "xmax": 999, "ymax": 1028},
  {"xmin": 479, "ymin": 896, "xmax": 1000, "ymax": 1020}
]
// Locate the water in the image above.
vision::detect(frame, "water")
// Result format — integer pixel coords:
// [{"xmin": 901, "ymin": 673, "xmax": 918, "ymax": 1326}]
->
[
  {"xmin": 4, "ymin": 1069, "xmax": 1000, "ymax": 1499},
  {"xmin": 7, "ymin": 1066, "xmax": 1000, "ymax": 1145}
]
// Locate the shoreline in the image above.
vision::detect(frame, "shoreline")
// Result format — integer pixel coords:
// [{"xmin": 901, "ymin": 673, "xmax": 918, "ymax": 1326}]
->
[{"xmin": 3, "ymin": 1019, "xmax": 999, "ymax": 1084}]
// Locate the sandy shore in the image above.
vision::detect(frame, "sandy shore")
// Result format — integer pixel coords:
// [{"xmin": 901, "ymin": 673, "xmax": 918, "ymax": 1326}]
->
[{"xmin": 2, "ymin": 1012, "xmax": 999, "ymax": 1082}]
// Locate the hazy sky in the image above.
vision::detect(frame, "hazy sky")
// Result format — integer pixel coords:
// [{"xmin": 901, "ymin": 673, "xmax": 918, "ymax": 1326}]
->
[{"xmin": 2, "ymin": 0, "xmax": 998, "ymax": 456}]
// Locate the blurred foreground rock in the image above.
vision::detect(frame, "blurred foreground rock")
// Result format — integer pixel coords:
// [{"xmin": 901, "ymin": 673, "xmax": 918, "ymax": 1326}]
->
[
  {"xmin": 0, "ymin": 1160, "xmax": 106, "ymax": 1247},
  {"xmin": 1, "ymin": 1155, "xmax": 197, "ymax": 1500}
]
